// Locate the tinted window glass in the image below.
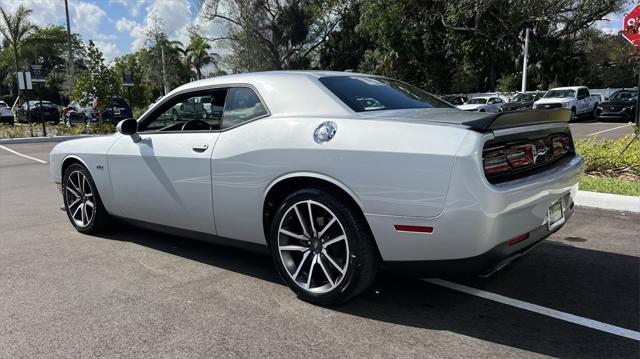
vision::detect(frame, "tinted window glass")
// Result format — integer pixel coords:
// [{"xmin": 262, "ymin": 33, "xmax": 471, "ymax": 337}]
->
[
  {"xmin": 467, "ymin": 98, "xmax": 488, "ymax": 104},
  {"xmin": 222, "ymin": 87, "xmax": 268, "ymax": 129},
  {"xmin": 319, "ymin": 76, "xmax": 451, "ymax": 112},
  {"xmin": 140, "ymin": 89, "xmax": 227, "ymax": 132}
]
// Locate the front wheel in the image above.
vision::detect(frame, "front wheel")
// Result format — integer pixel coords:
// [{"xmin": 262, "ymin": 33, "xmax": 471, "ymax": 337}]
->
[
  {"xmin": 62, "ymin": 163, "xmax": 109, "ymax": 234},
  {"xmin": 270, "ymin": 188, "xmax": 378, "ymax": 306},
  {"xmin": 570, "ymin": 108, "xmax": 577, "ymax": 122}
]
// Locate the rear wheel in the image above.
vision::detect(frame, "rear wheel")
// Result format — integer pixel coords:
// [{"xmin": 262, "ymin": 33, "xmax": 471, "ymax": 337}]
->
[
  {"xmin": 270, "ymin": 188, "xmax": 378, "ymax": 306},
  {"xmin": 62, "ymin": 163, "xmax": 109, "ymax": 234}
]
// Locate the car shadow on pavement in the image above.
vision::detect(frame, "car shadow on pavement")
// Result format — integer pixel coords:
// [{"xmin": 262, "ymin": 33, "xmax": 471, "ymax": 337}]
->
[{"xmin": 96, "ymin": 226, "xmax": 639, "ymax": 358}]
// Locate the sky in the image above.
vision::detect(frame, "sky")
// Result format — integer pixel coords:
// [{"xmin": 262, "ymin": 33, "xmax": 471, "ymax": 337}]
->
[
  {"xmin": 0, "ymin": 0, "xmax": 224, "ymax": 63},
  {"xmin": 0, "ymin": 0, "xmax": 635, "ymax": 64}
]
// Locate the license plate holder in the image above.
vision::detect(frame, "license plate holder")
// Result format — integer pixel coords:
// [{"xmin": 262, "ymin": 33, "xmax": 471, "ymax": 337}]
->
[{"xmin": 547, "ymin": 199, "xmax": 565, "ymax": 231}]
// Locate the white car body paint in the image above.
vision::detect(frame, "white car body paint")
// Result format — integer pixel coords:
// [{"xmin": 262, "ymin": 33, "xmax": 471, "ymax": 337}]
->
[{"xmin": 50, "ymin": 71, "xmax": 582, "ymax": 267}]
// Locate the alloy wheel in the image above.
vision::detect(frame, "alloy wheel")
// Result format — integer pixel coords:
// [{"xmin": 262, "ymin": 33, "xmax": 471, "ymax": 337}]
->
[
  {"xmin": 64, "ymin": 170, "xmax": 95, "ymax": 228},
  {"xmin": 277, "ymin": 200, "xmax": 350, "ymax": 294}
]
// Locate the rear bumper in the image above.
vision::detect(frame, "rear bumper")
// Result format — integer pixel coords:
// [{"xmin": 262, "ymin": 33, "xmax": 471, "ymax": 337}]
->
[
  {"xmin": 597, "ymin": 110, "xmax": 634, "ymax": 121},
  {"xmin": 382, "ymin": 201, "xmax": 574, "ymax": 276}
]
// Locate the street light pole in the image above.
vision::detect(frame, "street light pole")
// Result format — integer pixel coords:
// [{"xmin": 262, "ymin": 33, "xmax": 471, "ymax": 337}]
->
[
  {"xmin": 161, "ymin": 44, "xmax": 168, "ymax": 95},
  {"xmin": 521, "ymin": 27, "xmax": 529, "ymax": 93},
  {"xmin": 64, "ymin": 0, "xmax": 73, "ymax": 76}
]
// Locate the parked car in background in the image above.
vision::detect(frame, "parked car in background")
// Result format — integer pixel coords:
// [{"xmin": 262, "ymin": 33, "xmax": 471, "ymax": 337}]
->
[
  {"xmin": 500, "ymin": 91, "xmax": 546, "ymax": 112},
  {"xmin": 533, "ymin": 86, "xmax": 600, "ymax": 121},
  {"xmin": 50, "ymin": 71, "xmax": 582, "ymax": 305},
  {"xmin": 16, "ymin": 101, "xmax": 60, "ymax": 124},
  {"xmin": 595, "ymin": 89, "xmax": 637, "ymax": 122},
  {"xmin": 64, "ymin": 101, "xmax": 98, "ymax": 126},
  {"xmin": 440, "ymin": 95, "xmax": 468, "ymax": 106},
  {"xmin": 102, "ymin": 97, "xmax": 133, "ymax": 125},
  {"xmin": 457, "ymin": 96, "xmax": 503, "ymax": 112},
  {"xmin": 0, "ymin": 100, "xmax": 14, "ymax": 125}
]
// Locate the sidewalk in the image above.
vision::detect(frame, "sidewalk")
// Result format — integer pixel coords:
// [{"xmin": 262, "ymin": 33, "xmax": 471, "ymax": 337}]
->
[{"xmin": 575, "ymin": 191, "xmax": 640, "ymax": 213}]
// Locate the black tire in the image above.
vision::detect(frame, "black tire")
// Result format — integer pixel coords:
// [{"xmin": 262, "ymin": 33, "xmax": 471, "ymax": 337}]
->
[
  {"xmin": 269, "ymin": 188, "xmax": 378, "ymax": 306},
  {"xmin": 62, "ymin": 163, "xmax": 109, "ymax": 234},
  {"xmin": 570, "ymin": 107, "xmax": 577, "ymax": 122}
]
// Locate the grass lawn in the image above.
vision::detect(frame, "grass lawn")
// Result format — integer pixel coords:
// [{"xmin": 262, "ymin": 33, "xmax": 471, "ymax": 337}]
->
[{"xmin": 579, "ymin": 175, "xmax": 640, "ymax": 196}]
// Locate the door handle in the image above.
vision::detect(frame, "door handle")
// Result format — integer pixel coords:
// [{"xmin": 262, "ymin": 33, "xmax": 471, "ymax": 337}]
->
[{"xmin": 192, "ymin": 144, "xmax": 209, "ymax": 152}]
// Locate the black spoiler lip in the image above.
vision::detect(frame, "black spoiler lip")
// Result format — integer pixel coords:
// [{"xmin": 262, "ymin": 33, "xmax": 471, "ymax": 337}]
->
[{"xmin": 463, "ymin": 108, "xmax": 571, "ymax": 131}]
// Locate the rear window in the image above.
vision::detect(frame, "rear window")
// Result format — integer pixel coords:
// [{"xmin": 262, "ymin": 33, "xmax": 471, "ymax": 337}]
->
[{"xmin": 319, "ymin": 76, "xmax": 451, "ymax": 112}]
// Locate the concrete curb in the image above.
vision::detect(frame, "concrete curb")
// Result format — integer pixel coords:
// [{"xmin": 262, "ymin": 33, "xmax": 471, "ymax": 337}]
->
[
  {"xmin": 575, "ymin": 190, "xmax": 640, "ymax": 213},
  {"xmin": 0, "ymin": 135, "xmax": 97, "ymax": 144}
]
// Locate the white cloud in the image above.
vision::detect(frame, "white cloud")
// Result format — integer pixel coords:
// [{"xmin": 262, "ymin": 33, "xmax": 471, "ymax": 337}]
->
[
  {"xmin": 73, "ymin": 1, "xmax": 107, "ymax": 37},
  {"xmin": 94, "ymin": 40, "xmax": 121, "ymax": 63},
  {"xmin": 0, "ymin": 0, "xmax": 65, "ymax": 28},
  {"xmin": 115, "ymin": 18, "xmax": 138, "ymax": 33}
]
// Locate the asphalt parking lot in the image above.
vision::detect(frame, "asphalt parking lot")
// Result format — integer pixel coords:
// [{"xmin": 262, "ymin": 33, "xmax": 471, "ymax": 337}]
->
[
  {"xmin": 569, "ymin": 119, "xmax": 635, "ymax": 140},
  {"xmin": 1, "ymin": 142, "xmax": 639, "ymax": 358}
]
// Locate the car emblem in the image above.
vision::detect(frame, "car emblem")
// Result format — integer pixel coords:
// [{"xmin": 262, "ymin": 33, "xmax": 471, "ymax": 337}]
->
[
  {"xmin": 532, "ymin": 141, "xmax": 548, "ymax": 164},
  {"xmin": 314, "ymin": 121, "xmax": 337, "ymax": 144}
]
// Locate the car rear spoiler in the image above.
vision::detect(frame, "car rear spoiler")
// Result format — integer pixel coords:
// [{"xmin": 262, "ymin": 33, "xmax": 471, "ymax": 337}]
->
[{"xmin": 463, "ymin": 109, "xmax": 571, "ymax": 131}]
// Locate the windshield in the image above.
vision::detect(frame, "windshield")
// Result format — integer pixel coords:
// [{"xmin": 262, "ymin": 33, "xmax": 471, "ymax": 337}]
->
[
  {"xmin": 511, "ymin": 93, "xmax": 536, "ymax": 102},
  {"xmin": 318, "ymin": 76, "xmax": 451, "ymax": 112},
  {"xmin": 544, "ymin": 89, "xmax": 575, "ymax": 98},
  {"xmin": 610, "ymin": 91, "xmax": 638, "ymax": 101},
  {"xmin": 467, "ymin": 98, "xmax": 488, "ymax": 104}
]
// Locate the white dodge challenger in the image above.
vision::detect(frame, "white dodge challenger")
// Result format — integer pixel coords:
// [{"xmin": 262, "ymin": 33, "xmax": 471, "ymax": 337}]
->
[{"xmin": 50, "ymin": 71, "xmax": 583, "ymax": 305}]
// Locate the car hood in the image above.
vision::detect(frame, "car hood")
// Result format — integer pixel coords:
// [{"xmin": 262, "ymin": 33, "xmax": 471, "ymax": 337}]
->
[
  {"xmin": 600, "ymin": 100, "xmax": 636, "ymax": 107},
  {"xmin": 457, "ymin": 104, "xmax": 484, "ymax": 110},
  {"xmin": 502, "ymin": 101, "xmax": 533, "ymax": 109},
  {"xmin": 535, "ymin": 98, "xmax": 573, "ymax": 104}
]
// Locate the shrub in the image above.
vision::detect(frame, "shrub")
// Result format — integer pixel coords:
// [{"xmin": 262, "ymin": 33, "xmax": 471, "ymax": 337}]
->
[{"xmin": 574, "ymin": 134, "xmax": 640, "ymax": 177}]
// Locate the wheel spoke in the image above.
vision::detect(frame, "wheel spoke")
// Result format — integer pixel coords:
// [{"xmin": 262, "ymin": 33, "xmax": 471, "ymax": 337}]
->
[
  {"xmin": 279, "ymin": 245, "xmax": 308, "ymax": 252},
  {"xmin": 67, "ymin": 197, "xmax": 81, "ymax": 208},
  {"xmin": 82, "ymin": 203, "xmax": 88, "ymax": 225},
  {"xmin": 306, "ymin": 255, "xmax": 318, "ymax": 289},
  {"xmin": 307, "ymin": 201, "xmax": 317, "ymax": 237},
  {"xmin": 318, "ymin": 256, "xmax": 335, "ymax": 286},
  {"xmin": 72, "ymin": 203, "xmax": 82, "ymax": 219},
  {"xmin": 292, "ymin": 250, "xmax": 311, "ymax": 280},
  {"xmin": 293, "ymin": 204, "xmax": 311, "ymax": 238},
  {"xmin": 66, "ymin": 187, "xmax": 79, "ymax": 197},
  {"xmin": 322, "ymin": 249, "xmax": 346, "ymax": 275},
  {"xmin": 85, "ymin": 200, "xmax": 94, "ymax": 208},
  {"xmin": 76, "ymin": 172, "xmax": 83, "ymax": 194},
  {"xmin": 317, "ymin": 216, "xmax": 336, "ymax": 238},
  {"xmin": 279, "ymin": 228, "xmax": 307, "ymax": 241},
  {"xmin": 323, "ymin": 235, "xmax": 346, "ymax": 248}
]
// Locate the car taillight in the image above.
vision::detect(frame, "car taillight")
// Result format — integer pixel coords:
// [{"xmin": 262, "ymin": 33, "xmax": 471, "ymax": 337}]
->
[
  {"xmin": 483, "ymin": 134, "xmax": 572, "ymax": 178},
  {"xmin": 483, "ymin": 151, "xmax": 510, "ymax": 175},
  {"xmin": 483, "ymin": 145, "xmax": 534, "ymax": 175},
  {"xmin": 551, "ymin": 135, "xmax": 571, "ymax": 156}
]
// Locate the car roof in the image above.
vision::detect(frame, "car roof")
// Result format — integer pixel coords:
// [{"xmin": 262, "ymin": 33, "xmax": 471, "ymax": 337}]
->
[
  {"xmin": 151, "ymin": 71, "xmax": 383, "ymax": 119},
  {"xmin": 548, "ymin": 86, "xmax": 583, "ymax": 91}
]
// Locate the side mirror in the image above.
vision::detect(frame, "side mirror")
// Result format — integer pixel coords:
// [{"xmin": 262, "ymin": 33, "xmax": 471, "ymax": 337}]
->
[{"xmin": 116, "ymin": 118, "xmax": 140, "ymax": 143}]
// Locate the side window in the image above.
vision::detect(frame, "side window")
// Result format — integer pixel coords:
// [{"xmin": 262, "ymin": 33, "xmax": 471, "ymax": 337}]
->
[
  {"xmin": 139, "ymin": 89, "xmax": 227, "ymax": 132},
  {"xmin": 222, "ymin": 87, "xmax": 268, "ymax": 129},
  {"xmin": 578, "ymin": 88, "xmax": 588, "ymax": 98}
]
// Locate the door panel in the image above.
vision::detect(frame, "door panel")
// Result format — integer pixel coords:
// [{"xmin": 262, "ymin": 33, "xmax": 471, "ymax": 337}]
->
[{"xmin": 108, "ymin": 132, "xmax": 219, "ymax": 234}]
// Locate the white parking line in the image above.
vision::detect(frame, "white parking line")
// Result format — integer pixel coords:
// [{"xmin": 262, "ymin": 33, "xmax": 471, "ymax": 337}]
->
[
  {"xmin": 423, "ymin": 278, "xmax": 640, "ymax": 341},
  {"xmin": 0, "ymin": 144, "xmax": 48, "ymax": 164},
  {"xmin": 585, "ymin": 124, "xmax": 631, "ymax": 137}
]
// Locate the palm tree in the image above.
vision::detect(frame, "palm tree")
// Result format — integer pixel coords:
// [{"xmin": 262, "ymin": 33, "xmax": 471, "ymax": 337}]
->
[
  {"xmin": 186, "ymin": 34, "xmax": 219, "ymax": 80},
  {"xmin": 0, "ymin": 4, "xmax": 37, "ymax": 94}
]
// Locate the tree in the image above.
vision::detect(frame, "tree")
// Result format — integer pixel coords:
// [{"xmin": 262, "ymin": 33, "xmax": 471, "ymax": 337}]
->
[
  {"xmin": 0, "ymin": 4, "xmax": 37, "ymax": 96},
  {"xmin": 201, "ymin": 0, "xmax": 347, "ymax": 71},
  {"xmin": 142, "ymin": 10, "xmax": 190, "ymax": 96},
  {"xmin": 186, "ymin": 32, "xmax": 220, "ymax": 79},
  {"xmin": 70, "ymin": 40, "xmax": 117, "ymax": 116}
]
